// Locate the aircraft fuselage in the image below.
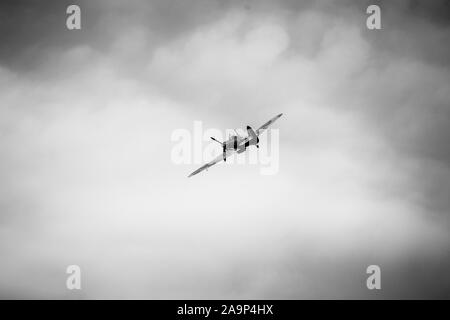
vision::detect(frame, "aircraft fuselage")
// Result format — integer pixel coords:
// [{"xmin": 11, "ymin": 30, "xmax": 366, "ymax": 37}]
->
[{"xmin": 224, "ymin": 135, "xmax": 259, "ymax": 153}]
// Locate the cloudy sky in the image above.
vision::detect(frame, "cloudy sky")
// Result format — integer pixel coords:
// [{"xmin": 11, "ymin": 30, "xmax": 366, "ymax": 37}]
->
[{"xmin": 0, "ymin": 0, "xmax": 449, "ymax": 299}]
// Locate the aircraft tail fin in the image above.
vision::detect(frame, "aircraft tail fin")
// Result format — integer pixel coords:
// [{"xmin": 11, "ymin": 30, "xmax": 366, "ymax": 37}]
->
[{"xmin": 247, "ymin": 126, "xmax": 258, "ymax": 140}]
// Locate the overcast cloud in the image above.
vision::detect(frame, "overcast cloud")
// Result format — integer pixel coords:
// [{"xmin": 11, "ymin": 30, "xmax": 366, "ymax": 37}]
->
[{"xmin": 0, "ymin": 0, "xmax": 450, "ymax": 299}]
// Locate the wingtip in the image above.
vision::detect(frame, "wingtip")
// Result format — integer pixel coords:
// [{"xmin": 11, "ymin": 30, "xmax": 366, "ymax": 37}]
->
[{"xmin": 188, "ymin": 171, "xmax": 199, "ymax": 178}]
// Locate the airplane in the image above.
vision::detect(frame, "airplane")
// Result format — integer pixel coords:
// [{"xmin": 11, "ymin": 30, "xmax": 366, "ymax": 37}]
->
[{"xmin": 188, "ymin": 113, "xmax": 283, "ymax": 177}]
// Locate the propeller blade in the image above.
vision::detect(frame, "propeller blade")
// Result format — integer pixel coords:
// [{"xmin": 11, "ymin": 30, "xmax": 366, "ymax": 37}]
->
[{"xmin": 210, "ymin": 137, "xmax": 223, "ymax": 145}]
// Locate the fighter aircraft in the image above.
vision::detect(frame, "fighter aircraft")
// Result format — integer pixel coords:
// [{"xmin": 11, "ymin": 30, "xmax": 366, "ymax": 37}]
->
[{"xmin": 188, "ymin": 113, "xmax": 283, "ymax": 177}]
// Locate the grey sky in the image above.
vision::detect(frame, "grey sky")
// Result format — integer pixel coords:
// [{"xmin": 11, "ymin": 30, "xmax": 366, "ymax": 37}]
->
[{"xmin": 0, "ymin": 0, "xmax": 449, "ymax": 298}]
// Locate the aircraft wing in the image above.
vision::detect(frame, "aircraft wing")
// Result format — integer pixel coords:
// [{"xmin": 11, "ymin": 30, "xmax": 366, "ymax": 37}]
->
[
  {"xmin": 256, "ymin": 113, "xmax": 283, "ymax": 136},
  {"xmin": 188, "ymin": 149, "xmax": 234, "ymax": 177}
]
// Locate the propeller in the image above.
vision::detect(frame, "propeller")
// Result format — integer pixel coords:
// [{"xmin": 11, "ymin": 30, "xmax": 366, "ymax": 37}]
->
[{"xmin": 210, "ymin": 137, "xmax": 222, "ymax": 145}]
